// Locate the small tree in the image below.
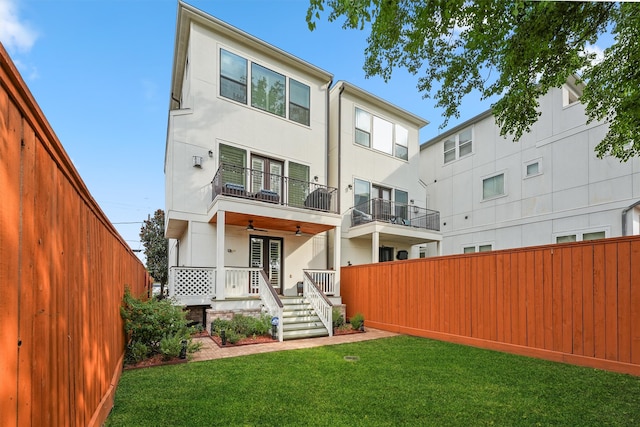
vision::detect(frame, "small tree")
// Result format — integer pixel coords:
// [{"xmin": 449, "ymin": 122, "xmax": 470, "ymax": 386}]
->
[{"xmin": 140, "ymin": 209, "xmax": 168, "ymax": 295}]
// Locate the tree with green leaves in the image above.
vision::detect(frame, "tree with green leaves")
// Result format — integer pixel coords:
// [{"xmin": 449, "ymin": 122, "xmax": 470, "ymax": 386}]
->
[
  {"xmin": 139, "ymin": 209, "xmax": 168, "ymax": 296},
  {"xmin": 307, "ymin": 1, "xmax": 639, "ymax": 161}
]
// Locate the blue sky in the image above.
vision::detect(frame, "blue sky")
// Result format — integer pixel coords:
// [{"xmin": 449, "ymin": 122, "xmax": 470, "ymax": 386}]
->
[{"xmin": 0, "ymin": 0, "xmax": 607, "ymax": 258}]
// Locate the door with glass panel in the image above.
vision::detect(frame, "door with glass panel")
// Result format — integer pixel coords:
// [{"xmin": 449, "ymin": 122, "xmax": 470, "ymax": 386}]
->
[
  {"xmin": 249, "ymin": 236, "xmax": 282, "ymax": 294},
  {"xmin": 251, "ymin": 155, "xmax": 283, "ymax": 202},
  {"xmin": 372, "ymin": 185, "xmax": 392, "ymax": 221}
]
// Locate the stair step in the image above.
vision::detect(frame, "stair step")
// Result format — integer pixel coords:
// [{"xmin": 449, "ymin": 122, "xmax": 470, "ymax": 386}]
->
[
  {"xmin": 281, "ymin": 303, "xmax": 312, "ymax": 310},
  {"xmin": 283, "ymin": 321, "xmax": 326, "ymax": 332},
  {"xmin": 283, "ymin": 328, "xmax": 329, "ymax": 340},
  {"xmin": 282, "ymin": 315, "xmax": 321, "ymax": 323}
]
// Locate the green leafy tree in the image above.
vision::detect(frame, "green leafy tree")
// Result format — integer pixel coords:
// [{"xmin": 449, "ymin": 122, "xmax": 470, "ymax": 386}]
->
[
  {"xmin": 140, "ymin": 209, "xmax": 168, "ymax": 295},
  {"xmin": 307, "ymin": 1, "xmax": 639, "ymax": 161}
]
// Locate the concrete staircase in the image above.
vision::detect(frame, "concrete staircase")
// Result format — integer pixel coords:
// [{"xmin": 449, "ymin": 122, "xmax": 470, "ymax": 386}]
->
[{"xmin": 281, "ymin": 296, "xmax": 329, "ymax": 340}]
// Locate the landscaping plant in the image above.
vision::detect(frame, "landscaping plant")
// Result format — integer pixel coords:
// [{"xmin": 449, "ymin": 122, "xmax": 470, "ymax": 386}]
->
[{"xmin": 120, "ymin": 289, "xmax": 197, "ymax": 364}]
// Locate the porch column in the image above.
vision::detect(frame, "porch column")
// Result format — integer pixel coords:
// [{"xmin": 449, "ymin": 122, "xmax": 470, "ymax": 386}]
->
[
  {"xmin": 333, "ymin": 225, "xmax": 341, "ymax": 296},
  {"xmin": 437, "ymin": 240, "xmax": 442, "ymax": 256},
  {"xmin": 216, "ymin": 210, "xmax": 226, "ymax": 300},
  {"xmin": 372, "ymin": 231, "xmax": 379, "ymax": 263}
]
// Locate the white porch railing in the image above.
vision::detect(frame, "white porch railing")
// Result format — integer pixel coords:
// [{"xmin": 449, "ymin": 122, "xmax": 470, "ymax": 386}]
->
[
  {"xmin": 224, "ymin": 267, "xmax": 262, "ymax": 298},
  {"xmin": 303, "ymin": 272, "xmax": 333, "ymax": 337},
  {"xmin": 168, "ymin": 266, "xmax": 216, "ymax": 305},
  {"xmin": 256, "ymin": 270, "xmax": 284, "ymax": 342},
  {"xmin": 304, "ymin": 269, "xmax": 336, "ymax": 295}
]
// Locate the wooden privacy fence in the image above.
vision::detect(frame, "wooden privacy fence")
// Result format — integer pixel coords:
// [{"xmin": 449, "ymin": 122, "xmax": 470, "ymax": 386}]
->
[
  {"xmin": 1, "ymin": 44, "xmax": 149, "ymax": 426},
  {"xmin": 341, "ymin": 236, "xmax": 640, "ymax": 376}
]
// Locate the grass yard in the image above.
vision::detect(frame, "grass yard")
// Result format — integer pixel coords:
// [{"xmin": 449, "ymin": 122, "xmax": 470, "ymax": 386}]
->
[{"xmin": 106, "ymin": 335, "xmax": 639, "ymax": 426}]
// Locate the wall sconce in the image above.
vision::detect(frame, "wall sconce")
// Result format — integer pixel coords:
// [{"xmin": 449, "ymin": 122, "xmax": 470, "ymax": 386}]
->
[
  {"xmin": 208, "ymin": 150, "xmax": 213, "ymax": 157},
  {"xmin": 347, "ymin": 184, "xmax": 353, "ymax": 190},
  {"xmin": 192, "ymin": 156, "xmax": 203, "ymax": 168},
  {"xmin": 410, "ymin": 199, "xmax": 414, "ymax": 204},
  {"xmin": 313, "ymin": 175, "xmax": 319, "ymax": 182}
]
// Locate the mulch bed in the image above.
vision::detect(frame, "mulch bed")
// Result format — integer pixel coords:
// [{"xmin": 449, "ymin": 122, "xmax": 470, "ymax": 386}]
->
[
  {"xmin": 334, "ymin": 327, "xmax": 365, "ymax": 336},
  {"xmin": 210, "ymin": 334, "xmax": 277, "ymax": 348},
  {"xmin": 124, "ymin": 354, "xmax": 187, "ymax": 370}
]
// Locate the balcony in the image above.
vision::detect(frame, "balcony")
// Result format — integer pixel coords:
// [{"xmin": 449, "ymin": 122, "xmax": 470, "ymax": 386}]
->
[
  {"xmin": 212, "ymin": 163, "xmax": 338, "ymax": 214},
  {"xmin": 351, "ymin": 198, "xmax": 440, "ymax": 232}
]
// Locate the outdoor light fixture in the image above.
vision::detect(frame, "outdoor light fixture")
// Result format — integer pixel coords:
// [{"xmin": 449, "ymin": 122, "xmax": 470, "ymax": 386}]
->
[
  {"xmin": 208, "ymin": 150, "xmax": 213, "ymax": 157},
  {"xmin": 295, "ymin": 226, "xmax": 302, "ymax": 237},
  {"xmin": 347, "ymin": 184, "xmax": 353, "ymax": 190},
  {"xmin": 246, "ymin": 220, "xmax": 255, "ymax": 231}
]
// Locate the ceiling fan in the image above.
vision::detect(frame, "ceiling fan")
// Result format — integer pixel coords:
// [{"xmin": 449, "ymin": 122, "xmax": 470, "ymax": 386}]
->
[{"xmin": 246, "ymin": 220, "xmax": 268, "ymax": 232}]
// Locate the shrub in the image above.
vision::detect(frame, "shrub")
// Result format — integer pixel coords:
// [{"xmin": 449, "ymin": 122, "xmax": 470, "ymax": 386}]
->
[
  {"xmin": 332, "ymin": 307, "xmax": 344, "ymax": 329},
  {"xmin": 211, "ymin": 313, "xmax": 273, "ymax": 339},
  {"xmin": 350, "ymin": 312, "xmax": 365, "ymax": 331},
  {"xmin": 225, "ymin": 329, "xmax": 243, "ymax": 344},
  {"xmin": 159, "ymin": 334, "xmax": 184, "ymax": 360},
  {"xmin": 121, "ymin": 288, "xmax": 194, "ymax": 363},
  {"xmin": 127, "ymin": 341, "xmax": 149, "ymax": 364}
]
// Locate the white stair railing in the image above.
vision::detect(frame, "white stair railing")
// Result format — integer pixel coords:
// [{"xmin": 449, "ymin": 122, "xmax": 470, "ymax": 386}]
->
[
  {"xmin": 304, "ymin": 269, "xmax": 335, "ymax": 295},
  {"xmin": 303, "ymin": 272, "xmax": 333, "ymax": 337},
  {"xmin": 256, "ymin": 270, "xmax": 284, "ymax": 342}
]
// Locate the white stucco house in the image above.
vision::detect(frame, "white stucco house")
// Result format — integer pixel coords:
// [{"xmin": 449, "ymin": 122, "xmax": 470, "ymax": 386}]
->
[
  {"xmin": 164, "ymin": 2, "xmax": 440, "ymax": 340},
  {"xmin": 419, "ymin": 78, "xmax": 640, "ymax": 256}
]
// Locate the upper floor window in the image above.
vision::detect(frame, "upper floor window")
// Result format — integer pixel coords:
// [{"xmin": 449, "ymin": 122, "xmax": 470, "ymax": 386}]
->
[
  {"xmin": 251, "ymin": 63, "xmax": 285, "ymax": 117},
  {"xmin": 443, "ymin": 128, "xmax": 472, "ymax": 164},
  {"xmin": 220, "ymin": 49, "xmax": 247, "ymax": 104},
  {"xmin": 463, "ymin": 244, "xmax": 493, "ymax": 253},
  {"xmin": 219, "ymin": 49, "xmax": 310, "ymax": 125},
  {"xmin": 562, "ymin": 85, "xmax": 579, "ymax": 107},
  {"xmin": 289, "ymin": 79, "xmax": 310, "ymax": 125},
  {"xmin": 354, "ymin": 107, "xmax": 409, "ymax": 160},
  {"xmin": 482, "ymin": 173, "xmax": 505, "ymax": 200},
  {"xmin": 556, "ymin": 230, "xmax": 605, "ymax": 243}
]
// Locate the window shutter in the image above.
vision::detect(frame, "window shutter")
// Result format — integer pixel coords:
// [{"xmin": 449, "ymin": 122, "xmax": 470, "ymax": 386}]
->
[
  {"xmin": 288, "ymin": 162, "xmax": 309, "ymax": 207},
  {"xmin": 219, "ymin": 144, "xmax": 246, "ymax": 186}
]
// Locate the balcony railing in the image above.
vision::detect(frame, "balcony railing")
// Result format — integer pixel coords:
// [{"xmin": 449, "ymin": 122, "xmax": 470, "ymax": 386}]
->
[
  {"xmin": 212, "ymin": 163, "xmax": 338, "ymax": 214},
  {"xmin": 351, "ymin": 198, "xmax": 440, "ymax": 232}
]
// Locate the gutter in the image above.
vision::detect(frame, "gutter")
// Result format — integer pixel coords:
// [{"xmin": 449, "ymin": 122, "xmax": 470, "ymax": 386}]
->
[{"xmin": 622, "ymin": 199, "xmax": 640, "ymax": 236}]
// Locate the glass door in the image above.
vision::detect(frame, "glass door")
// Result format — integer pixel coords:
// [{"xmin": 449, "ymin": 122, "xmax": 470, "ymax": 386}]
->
[{"xmin": 249, "ymin": 236, "xmax": 283, "ymax": 293}]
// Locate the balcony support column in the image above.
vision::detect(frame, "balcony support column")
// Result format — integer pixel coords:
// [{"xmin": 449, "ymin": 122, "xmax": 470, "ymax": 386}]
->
[
  {"xmin": 216, "ymin": 210, "xmax": 226, "ymax": 301},
  {"xmin": 333, "ymin": 225, "xmax": 341, "ymax": 296},
  {"xmin": 372, "ymin": 231, "xmax": 380, "ymax": 263}
]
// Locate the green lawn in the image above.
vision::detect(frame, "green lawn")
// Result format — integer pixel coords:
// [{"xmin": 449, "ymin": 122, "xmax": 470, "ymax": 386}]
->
[{"xmin": 106, "ymin": 335, "xmax": 639, "ymax": 426}]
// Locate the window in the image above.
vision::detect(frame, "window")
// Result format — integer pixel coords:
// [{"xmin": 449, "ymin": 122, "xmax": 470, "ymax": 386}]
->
[
  {"xmin": 556, "ymin": 230, "xmax": 606, "ymax": 243},
  {"xmin": 526, "ymin": 161, "xmax": 540, "ymax": 177},
  {"xmin": 482, "ymin": 173, "xmax": 505, "ymax": 200},
  {"xmin": 355, "ymin": 108, "xmax": 371, "ymax": 147},
  {"xmin": 220, "ymin": 50, "xmax": 312, "ymax": 124},
  {"xmin": 443, "ymin": 128, "xmax": 473, "ymax": 163},
  {"xmin": 219, "ymin": 144, "xmax": 247, "ymax": 186},
  {"xmin": 463, "ymin": 244, "xmax": 492, "ymax": 253},
  {"xmin": 220, "ymin": 49, "xmax": 247, "ymax": 104},
  {"xmin": 354, "ymin": 107, "xmax": 409, "ymax": 159},
  {"xmin": 395, "ymin": 125, "xmax": 408, "ymax": 160},
  {"xmin": 372, "ymin": 116, "xmax": 393, "ymax": 155},
  {"xmin": 394, "ymin": 189, "xmax": 408, "ymax": 222},
  {"xmin": 289, "ymin": 79, "xmax": 310, "ymax": 125},
  {"xmin": 251, "ymin": 63, "xmax": 285, "ymax": 117},
  {"xmin": 288, "ymin": 162, "xmax": 310, "ymax": 206},
  {"xmin": 562, "ymin": 85, "xmax": 579, "ymax": 107},
  {"xmin": 354, "ymin": 179, "xmax": 370, "ymax": 212}
]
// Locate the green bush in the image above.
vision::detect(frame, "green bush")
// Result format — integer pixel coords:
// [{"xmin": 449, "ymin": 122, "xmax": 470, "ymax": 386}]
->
[
  {"xmin": 225, "ymin": 329, "xmax": 243, "ymax": 344},
  {"xmin": 160, "ymin": 334, "xmax": 184, "ymax": 360},
  {"xmin": 350, "ymin": 312, "xmax": 365, "ymax": 330},
  {"xmin": 121, "ymin": 288, "xmax": 194, "ymax": 363},
  {"xmin": 128, "ymin": 341, "xmax": 149, "ymax": 364},
  {"xmin": 332, "ymin": 307, "xmax": 344, "ymax": 329},
  {"xmin": 211, "ymin": 313, "xmax": 273, "ymax": 339}
]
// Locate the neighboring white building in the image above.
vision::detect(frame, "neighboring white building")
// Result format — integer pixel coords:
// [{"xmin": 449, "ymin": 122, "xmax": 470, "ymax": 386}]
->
[
  {"xmin": 164, "ymin": 2, "xmax": 439, "ymax": 339},
  {"xmin": 419, "ymin": 79, "xmax": 640, "ymax": 256},
  {"xmin": 329, "ymin": 81, "xmax": 441, "ymax": 265}
]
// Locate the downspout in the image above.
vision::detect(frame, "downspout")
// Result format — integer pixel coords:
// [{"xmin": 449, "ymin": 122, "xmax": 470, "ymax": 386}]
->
[
  {"xmin": 325, "ymin": 79, "xmax": 333, "ymax": 269},
  {"xmin": 622, "ymin": 199, "xmax": 640, "ymax": 236}
]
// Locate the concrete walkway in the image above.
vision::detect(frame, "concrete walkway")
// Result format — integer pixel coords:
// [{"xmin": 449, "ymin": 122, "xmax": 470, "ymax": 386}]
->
[{"xmin": 190, "ymin": 328, "xmax": 398, "ymax": 362}]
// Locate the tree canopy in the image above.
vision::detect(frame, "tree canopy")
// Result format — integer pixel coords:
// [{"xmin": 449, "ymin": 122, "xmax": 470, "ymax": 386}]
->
[
  {"xmin": 139, "ymin": 209, "xmax": 168, "ymax": 292},
  {"xmin": 307, "ymin": 1, "xmax": 639, "ymax": 161}
]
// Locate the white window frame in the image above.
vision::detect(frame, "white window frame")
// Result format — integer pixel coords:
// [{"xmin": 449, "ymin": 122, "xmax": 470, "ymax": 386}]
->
[
  {"xmin": 553, "ymin": 228, "xmax": 608, "ymax": 244},
  {"xmin": 462, "ymin": 243, "xmax": 493, "ymax": 254},
  {"xmin": 481, "ymin": 172, "xmax": 506, "ymax": 201},
  {"xmin": 443, "ymin": 127, "xmax": 473, "ymax": 164},
  {"xmin": 523, "ymin": 158, "xmax": 543, "ymax": 178},
  {"xmin": 354, "ymin": 106, "xmax": 410, "ymax": 160},
  {"xmin": 562, "ymin": 84, "xmax": 580, "ymax": 108}
]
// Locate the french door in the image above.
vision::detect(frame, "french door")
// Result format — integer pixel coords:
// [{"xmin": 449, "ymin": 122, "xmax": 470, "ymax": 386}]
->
[
  {"xmin": 249, "ymin": 236, "xmax": 283, "ymax": 293},
  {"xmin": 372, "ymin": 185, "xmax": 392, "ymax": 221},
  {"xmin": 251, "ymin": 155, "xmax": 283, "ymax": 197}
]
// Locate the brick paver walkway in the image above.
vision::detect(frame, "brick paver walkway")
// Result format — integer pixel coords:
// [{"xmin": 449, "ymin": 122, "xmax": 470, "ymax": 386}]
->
[{"xmin": 190, "ymin": 328, "xmax": 398, "ymax": 362}]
